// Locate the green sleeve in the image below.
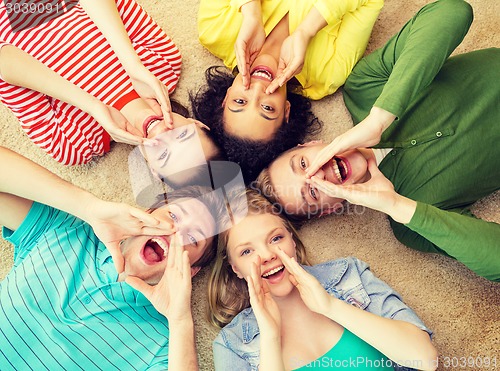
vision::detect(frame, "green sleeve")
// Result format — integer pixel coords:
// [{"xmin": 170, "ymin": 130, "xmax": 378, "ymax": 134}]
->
[
  {"xmin": 344, "ymin": 0, "xmax": 473, "ymax": 122},
  {"xmin": 404, "ymin": 202, "xmax": 500, "ymax": 282}
]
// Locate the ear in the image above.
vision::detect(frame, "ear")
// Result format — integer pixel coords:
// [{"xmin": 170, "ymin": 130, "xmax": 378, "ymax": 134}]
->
[
  {"xmin": 298, "ymin": 140, "xmax": 323, "ymax": 147},
  {"xmin": 284, "ymin": 100, "xmax": 291, "ymax": 123},
  {"xmin": 190, "ymin": 266, "xmax": 201, "ymax": 277},
  {"xmin": 230, "ymin": 263, "xmax": 244, "ymax": 279}
]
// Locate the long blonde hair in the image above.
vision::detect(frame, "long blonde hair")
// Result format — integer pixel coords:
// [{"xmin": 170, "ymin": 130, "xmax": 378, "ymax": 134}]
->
[{"xmin": 207, "ymin": 189, "xmax": 309, "ymax": 328}]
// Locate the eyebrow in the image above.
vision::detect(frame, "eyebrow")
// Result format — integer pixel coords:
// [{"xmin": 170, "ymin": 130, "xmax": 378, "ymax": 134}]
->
[
  {"xmin": 233, "ymin": 227, "xmax": 283, "ymax": 251},
  {"xmin": 227, "ymin": 106, "xmax": 277, "ymax": 121}
]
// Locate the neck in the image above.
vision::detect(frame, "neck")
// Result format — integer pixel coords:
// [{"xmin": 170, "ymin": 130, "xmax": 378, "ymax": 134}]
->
[
  {"xmin": 259, "ymin": 13, "xmax": 289, "ymax": 60},
  {"xmin": 274, "ymin": 287, "xmax": 315, "ymax": 327}
]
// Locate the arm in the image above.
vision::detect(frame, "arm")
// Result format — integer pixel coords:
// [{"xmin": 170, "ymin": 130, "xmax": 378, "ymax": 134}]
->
[
  {"xmin": 404, "ymin": 203, "xmax": 500, "ymax": 282},
  {"xmin": 309, "ymin": 0, "xmax": 473, "ymax": 176},
  {"xmin": 79, "ymin": 0, "xmax": 174, "ymax": 125},
  {"xmin": 265, "ymin": 6, "xmax": 327, "ymax": 93},
  {"xmin": 126, "ymin": 235, "xmax": 198, "ymax": 371},
  {"xmin": 0, "ymin": 147, "xmax": 174, "ymax": 271},
  {"xmin": 247, "ymin": 261, "xmax": 285, "ymax": 371},
  {"xmin": 310, "ymin": 160, "xmax": 500, "ymax": 281},
  {"xmin": 277, "ymin": 250, "xmax": 437, "ymax": 370},
  {"xmin": 0, "ymin": 45, "xmax": 147, "ymax": 145},
  {"xmin": 234, "ymin": 0, "xmax": 265, "ymax": 89}
]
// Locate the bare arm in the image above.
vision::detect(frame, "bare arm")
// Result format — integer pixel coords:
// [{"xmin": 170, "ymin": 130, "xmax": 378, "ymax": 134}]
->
[
  {"xmin": 0, "ymin": 147, "xmax": 174, "ymax": 271},
  {"xmin": 277, "ymin": 249, "xmax": 438, "ymax": 370},
  {"xmin": 0, "ymin": 45, "xmax": 146, "ymax": 145},
  {"xmin": 79, "ymin": 0, "xmax": 174, "ymax": 125},
  {"xmin": 126, "ymin": 235, "xmax": 199, "ymax": 371}
]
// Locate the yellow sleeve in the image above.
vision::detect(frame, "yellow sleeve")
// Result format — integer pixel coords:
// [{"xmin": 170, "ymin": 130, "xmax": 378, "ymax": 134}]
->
[
  {"xmin": 314, "ymin": 0, "xmax": 381, "ymax": 25},
  {"xmin": 230, "ymin": 0, "xmax": 256, "ymax": 11}
]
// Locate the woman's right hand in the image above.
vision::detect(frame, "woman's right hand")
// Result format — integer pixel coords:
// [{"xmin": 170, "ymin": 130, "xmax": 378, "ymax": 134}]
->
[
  {"xmin": 91, "ymin": 103, "xmax": 157, "ymax": 146},
  {"xmin": 276, "ymin": 248, "xmax": 333, "ymax": 317},
  {"xmin": 247, "ymin": 259, "xmax": 281, "ymax": 339},
  {"xmin": 306, "ymin": 107, "xmax": 396, "ymax": 177},
  {"xmin": 235, "ymin": 3, "xmax": 266, "ymax": 89}
]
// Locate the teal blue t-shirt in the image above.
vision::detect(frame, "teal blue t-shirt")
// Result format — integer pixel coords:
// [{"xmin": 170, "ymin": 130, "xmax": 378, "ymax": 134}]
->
[
  {"xmin": 293, "ymin": 329, "xmax": 394, "ymax": 370},
  {"xmin": 0, "ymin": 202, "xmax": 170, "ymax": 370}
]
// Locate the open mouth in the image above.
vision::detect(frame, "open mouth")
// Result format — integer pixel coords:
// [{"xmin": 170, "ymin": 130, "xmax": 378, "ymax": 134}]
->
[
  {"xmin": 141, "ymin": 237, "xmax": 169, "ymax": 265},
  {"xmin": 261, "ymin": 265, "xmax": 285, "ymax": 280},
  {"xmin": 250, "ymin": 66, "xmax": 274, "ymax": 81},
  {"xmin": 325, "ymin": 156, "xmax": 350, "ymax": 184},
  {"xmin": 142, "ymin": 115, "xmax": 163, "ymax": 137}
]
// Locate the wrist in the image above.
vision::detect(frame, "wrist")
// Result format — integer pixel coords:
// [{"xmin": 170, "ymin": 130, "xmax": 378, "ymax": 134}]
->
[
  {"xmin": 386, "ymin": 193, "xmax": 417, "ymax": 224},
  {"xmin": 240, "ymin": 0, "xmax": 262, "ymax": 20}
]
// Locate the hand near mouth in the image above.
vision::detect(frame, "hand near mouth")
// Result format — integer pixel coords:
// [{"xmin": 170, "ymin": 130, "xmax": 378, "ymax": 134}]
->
[
  {"xmin": 247, "ymin": 258, "xmax": 282, "ymax": 339},
  {"xmin": 84, "ymin": 199, "xmax": 176, "ymax": 273},
  {"xmin": 276, "ymin": 247, "xmax": 332, "ymax": 317},
  {"xmin": 126, "ymin": 233, "xmax": 192, "ymax": 320},
  {"xmin": 306, "ymin": 107, "xmax": 395, "ymax": 178},
  {"xmin": 309, "ymin": 159, "xmax": 417, "ymax": 224},
  {"xmin": 265, "ymin": 29, "xmax": 309, "ymax": 95}
]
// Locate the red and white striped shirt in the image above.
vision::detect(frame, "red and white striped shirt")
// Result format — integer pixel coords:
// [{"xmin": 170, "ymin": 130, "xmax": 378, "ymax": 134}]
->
[{"xmin": 0, "ymin": 0, "xmax": 182, "ymax": 165}]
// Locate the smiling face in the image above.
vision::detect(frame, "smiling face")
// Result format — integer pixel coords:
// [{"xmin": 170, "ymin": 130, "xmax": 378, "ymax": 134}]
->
[
  {"xmin": 140, "ymin": 113, "xmax": 219, "ymax": 181},
  {"xmin": 119, "ymin": 197, "xmax": 216, "ymax": 284},
  {"xmin": 227, "ymin": 212, "xmax": 297, "ymax": 298},
  {"xmin": 268, "ymin": 143, "xmax": 373, "ymax": 217},
  {"xmin": 223, "ymin": 57, "xmax": 291, "ymax": 142}
]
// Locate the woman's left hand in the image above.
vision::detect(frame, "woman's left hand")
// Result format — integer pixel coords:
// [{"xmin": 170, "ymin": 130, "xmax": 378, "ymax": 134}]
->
[
  {"xmin": 266, "ymin": 29, "xmax": 310, "ymax": 94},
  {"xmin": 126, "ymin": 233, "xmax": 193, "ymax": 320},
  {"xmin": 248, "ymin": 259, "xmax": 281, "ymax": 339},
  {"xmin": 276, "ymin": 248, "xmax": 333, "ymax": 316},
  {"xmin": 129, "ymin": 66, "xmax": 174, "ymax": 128}
]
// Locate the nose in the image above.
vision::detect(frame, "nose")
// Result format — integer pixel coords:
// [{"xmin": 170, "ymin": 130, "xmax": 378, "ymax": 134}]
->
[
  {"xmin": 259, "ymin": 246, "xmax": 277, "ymax": 265},
  {"xmin": 313, "ymin": 167, "xmax": 325, "ymax": 180}
]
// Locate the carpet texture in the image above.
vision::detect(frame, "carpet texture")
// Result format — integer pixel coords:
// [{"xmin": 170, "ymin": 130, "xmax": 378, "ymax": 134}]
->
[{"xmin": 0, "ymin": 1, "xmax": 498, "ymax": 370}]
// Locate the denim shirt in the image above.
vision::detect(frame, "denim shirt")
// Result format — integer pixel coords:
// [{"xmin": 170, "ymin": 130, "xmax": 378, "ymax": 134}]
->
[{"xmin": 213, "ymin": 257, "xmax": 432, "ymax": 371}]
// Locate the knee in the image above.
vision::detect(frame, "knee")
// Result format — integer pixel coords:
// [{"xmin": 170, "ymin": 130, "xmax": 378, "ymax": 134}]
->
[{"xmin": 431, "ymin": 0, "xmax": 473, "ymax": 29}]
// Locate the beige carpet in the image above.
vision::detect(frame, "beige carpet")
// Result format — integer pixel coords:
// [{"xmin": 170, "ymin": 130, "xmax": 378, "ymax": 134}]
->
[{"xmin": 0, "ymin": 0, "xmax": 498, "ymax": 370}]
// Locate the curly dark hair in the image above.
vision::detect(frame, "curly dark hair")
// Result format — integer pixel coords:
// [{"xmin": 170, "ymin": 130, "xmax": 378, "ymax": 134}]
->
[{"xmin": 190, "ymin": 66, "xmax": 322, "ymax": 184}]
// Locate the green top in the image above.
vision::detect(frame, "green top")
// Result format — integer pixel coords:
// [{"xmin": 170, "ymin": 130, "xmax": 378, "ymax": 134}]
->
[
  {"xmin": 343, "ymin": 0, "xmax": 500, "ymax": 281},
  {"xmin": 293, "ymin": 329, "xmax": 393, "ymax": 370}
]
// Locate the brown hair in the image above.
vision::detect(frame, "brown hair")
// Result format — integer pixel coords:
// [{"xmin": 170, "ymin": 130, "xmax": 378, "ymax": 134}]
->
[
  {"xmin": 148, "ymin": 185, "xmax": 226, "ymax": 269},
  {"xmin": 207, "ymin": 189, "xmax": 309, "ymax": 328}
]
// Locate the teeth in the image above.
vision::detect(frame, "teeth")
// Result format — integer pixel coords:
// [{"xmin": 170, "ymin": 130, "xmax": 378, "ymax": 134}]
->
[
  {"xmin": 262, "ymin": 265, "xmax": 284, "ymax": 277},
  {"xmin": 146, "ymin": 119, "xmax": 160, "ymax": 136},
  {"xmin": 151, "ymin": 238, "xmax": 169, "ymax": 256},
  {"xmin": 332, "ymin": 161, "xmax": 342, "ymax": 183},
  {"xmin": 252, "ymin": 70, "xmax": 272, "ymax": 81}
]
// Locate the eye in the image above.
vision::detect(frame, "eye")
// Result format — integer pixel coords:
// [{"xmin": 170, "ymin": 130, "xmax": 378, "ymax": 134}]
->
[
  {"xmin": 240, "ymin": 248, "xmax": 251, "ymax": 256},
  {"xmin": 158, "ymin": 149, "xmax": 168, "ymax": 160},
  {"xmin": 309, "ymin": 186, "xmax": 318, "ymax": 201},
  {"xmin": 270, "ymin": 235, "xmax": 283, "ymax": 244},
  {"xmin": 168, "ymin": 211, "xmax": 179, "ymax": 223},
  {"xmin": 187, "ymin": 234, "xmax": 198, "ymax": 246},
  {"xmin": 300, "ymin": 157, "xmax": 307, "ymax": 169},
  {"xmin": 261, "ymin": 104, "xmax": 275, "ymax": 112},
  {"xmin": 176, "ymin": 128, "xmax": 188, "ymax": 140},
  {"xmin": 233, "ymin": 99, "xmax": 246, "ymax": 105}
]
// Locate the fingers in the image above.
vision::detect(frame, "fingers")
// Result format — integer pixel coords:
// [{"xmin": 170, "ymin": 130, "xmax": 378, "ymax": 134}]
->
[
  {"xmin": 265, "ymin": 59, "xmax": 287, "ymax": 95},
  {"xmin": 108, "ymin": 243, "xmax": 125, "ymax": 274},
  {"xmin": 235, "ymin": 44, "xmax": 250, "ymax": 89},
  {"xmin": 111, "ymin": 130, "xmax": 145, "ymax": 146},
  {"xmin": 308, "ymin": 176, "xmax": 342, "ymax": 198},
  {"xmin": 306, "ymin": 145, "xmax": 336, "ymax": 178},
  {"xmin": 187, "ymin": 118, "xmax": 210, "ymax": 131},
  {"xmin": 126, "ymin": 276, "xmax": 153, "ymax": 298}
]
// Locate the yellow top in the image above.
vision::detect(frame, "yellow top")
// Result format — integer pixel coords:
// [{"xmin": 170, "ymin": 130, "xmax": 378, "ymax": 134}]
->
[{"xmin": 198, "ymin": 0, "xmax": 384, "ymax": 99}]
